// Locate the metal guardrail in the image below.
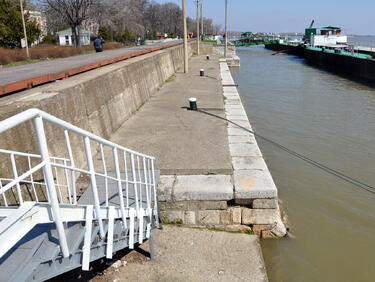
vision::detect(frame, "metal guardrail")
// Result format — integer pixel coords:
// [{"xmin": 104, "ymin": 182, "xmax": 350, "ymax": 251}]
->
[{"xmin": 0, "ymin": 108, "xmax": 158, "ymax": 262}]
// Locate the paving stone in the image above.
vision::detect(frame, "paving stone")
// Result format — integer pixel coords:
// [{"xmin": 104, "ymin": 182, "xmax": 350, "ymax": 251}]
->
[
  {"xmin": 226, "ymin": 115, "xmax": 249, "ymax": 121},
  {"xmin": 184, "ymin": 211, "xmax": 196, "ymax": 225},
  {"xmin": 227, "ymin": 120, "xmax": 252, "ymax": 129},
  {"xmin": 225, "ymin": 108, "xmax": 247, "ymax": 116},
  {"xmin": 157, "ymin": 175, "xmax": 174, "ymax": 201},
  {"xmin": 229, "ymin": 143, "xmax": 262, "ymax": 157},
  {"xmin": 220, "ymin": 210, "xmax": 232, "ymax": 225},
  {"xmin": 234, "ymin": 170, "xmax": 278, "ymax": 199},
  {"xmin": 174, "ymin": 175, "xmax": 233, "ymax": 201},
  {"xmin": 228, "ymin": 135, "xmax": 256, "ymax": 144},
  {"xmin": 198, "ymin": 210, "xmax": 220, "ymax": 225},
  {"xmin": 232, "ymin": 156, "xmax": 267, "ymax": 170},
  {"xmin": 225, "ymin": 104, "xmax": 244, "ymax": 110},
  {"xmin": 242, "ymin": 208, "xmax": 279, "ymax": 225},
  {"xmin": 228, "ymin": 127, "xmax": 253, "ymax": 137},
  {"xmin": 225, "ymin": 99, "xmax": 242, "ymax": 105},
  {"xmin": 229, "ymin": 207, "xmax": 242, "ymax": 224},
  {"xmin": 253, "ymin": 198, "xmax": 278, "ymax": 209}
]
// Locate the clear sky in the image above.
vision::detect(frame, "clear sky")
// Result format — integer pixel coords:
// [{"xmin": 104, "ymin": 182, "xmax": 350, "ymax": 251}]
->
[{"xmin": 156, "ymin": 0, "xmax": 375, "ymax": 35}]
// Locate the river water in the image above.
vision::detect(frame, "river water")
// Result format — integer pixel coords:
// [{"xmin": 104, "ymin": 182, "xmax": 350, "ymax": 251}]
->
[{"xmin": 231, "ymin": 47, "xmax": 375, "ymax": 282}]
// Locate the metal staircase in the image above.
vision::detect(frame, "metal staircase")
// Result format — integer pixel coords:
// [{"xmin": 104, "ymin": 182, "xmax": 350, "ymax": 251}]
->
[{"xmin": 0, "ymin": 109, "xmax": 161, "ymax": 281}]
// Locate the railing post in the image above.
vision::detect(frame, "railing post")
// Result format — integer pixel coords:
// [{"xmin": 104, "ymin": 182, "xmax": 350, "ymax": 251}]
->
[
  {"xmin": 34, "ymin": 116, "xmax": 70, "ymax": 258},
  {"xmin": 83, "ymin": 136, "xmax": 105, "ymax": 239},
  {"xmin": 112, "ymin": 148, "xmax": 127, "ymax": 228}
]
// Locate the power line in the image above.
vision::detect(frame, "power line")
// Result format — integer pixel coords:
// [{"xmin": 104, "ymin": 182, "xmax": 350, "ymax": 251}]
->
[{"xmin": 195, "ymin": 108, "xmax": 375, "ymax": 196}]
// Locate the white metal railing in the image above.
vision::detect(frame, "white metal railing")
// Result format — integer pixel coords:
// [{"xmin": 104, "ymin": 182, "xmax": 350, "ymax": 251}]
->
[{"xmin": 0, "ymin": 108, "xmax": 158, "ymax": 258}]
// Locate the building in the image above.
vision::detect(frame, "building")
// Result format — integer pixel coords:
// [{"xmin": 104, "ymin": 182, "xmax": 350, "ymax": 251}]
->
[
  {"xmin": 57, "ymin": 28, "xmax": 91, "ymax": 46},
  {"xmin": 26, "ymin": 10, "xmax": 47, "ymax": 44}
]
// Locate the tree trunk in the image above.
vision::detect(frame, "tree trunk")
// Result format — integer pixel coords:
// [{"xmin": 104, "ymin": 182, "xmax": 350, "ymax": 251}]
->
[{"xmin": 71, "ymin": 25, "xmax": 80, "ymax": 47}]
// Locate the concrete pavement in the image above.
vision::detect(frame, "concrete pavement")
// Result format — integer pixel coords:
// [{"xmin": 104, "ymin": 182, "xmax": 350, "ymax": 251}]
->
[{"xmin": 107, "ymin": 54, "xmax": 232, "ymax": 175}]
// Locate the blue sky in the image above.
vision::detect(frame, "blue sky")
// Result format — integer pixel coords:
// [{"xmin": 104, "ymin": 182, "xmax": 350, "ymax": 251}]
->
[{"xmin": 156, "ymin": 0, "xmax": 375, "ymax": 35}]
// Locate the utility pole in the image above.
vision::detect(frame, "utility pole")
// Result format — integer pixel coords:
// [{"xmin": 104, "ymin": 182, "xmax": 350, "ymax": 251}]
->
[
  {"xmin": 20, "ymin": 0, "xmax": 29, "ymax": 58},
  {"xmin": 195, "ymin": 0, "xmax": 200, "ymax": 55},
  {"xmin": 182, "ymin": 0, "xmax": 188, "ymax": 73},
  {"xmin": 200, "ymin": 3, "xmax": 203, "ymax": 40},
  {"xmin": 224, "ymin": 0, "xmax": 228, "ymax": 58}
]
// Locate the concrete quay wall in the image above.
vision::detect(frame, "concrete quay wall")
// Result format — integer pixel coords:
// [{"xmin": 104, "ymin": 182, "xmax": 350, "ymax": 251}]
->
[
  {"xmin": 0, "ymin": 42, "xmax": 213, "ymax": 179},
  {"xmin": 159, "ymin": 58, "xmax": 287, "ymax": 238}
]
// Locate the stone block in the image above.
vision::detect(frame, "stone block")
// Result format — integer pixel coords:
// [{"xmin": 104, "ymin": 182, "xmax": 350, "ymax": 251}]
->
[
  {"xmin": 220, "ymin": 210, "xmax": 232, "ymax": 225},
  {"xmin": 174, "ymin": 175, "xmax": 233, "ymax": 201},
  {"xmin": 156, "ymin": 175, "xmax": 174, "ymax": 201},
  {"xmin": 242, "ymin": 208, "xmax": 279, "ymax": 225},
  {"xmin": 161, "ymin": 210, "xmax": 184, "ymax": 224},
  {"xmin": 252, "ymin": 224, "xmax": 274, "ymax": 237},
  {"xmin": 231, "ymin": 156, "xmax": 267, "ymax": 171},
  {"xmin": 234, "ymin": 170, "xmax": 278, "ymax": 199},
  {"xmin": 225, "ymin": 225, "xmax": 252, "ymax": 233},
  {"xmin": 164, "ymin": 201, "xmax": 189, "ymax": 210},
  {"xmin": 225, "ymin": 115, "xmax": 248, "ymax": 121},
  {"xmin": 203, "ymin": 201, "xmax": 228, "ymax": 210},
  {"xmin": 227, "ymin": 120, "xmax": 252, "ymax": 129},
  {"xmin": 229, "ymin": 143, "xmax": 262, "ymax": 157},
  {"xmin": 230, "ymin": 207, "xmax": 242, "ymax": 224},
  {"xmin": 184, "ymin": 211, "xmax": 196, "ymax": 225},
  {"xmin": 262, "ymin": 230, "xmax": 278, "ymax": 239},
  {"xmin": 198, "ymin": 210, "xmax": 220, "ymax": 225},
  {"xmin": 253, "ymin": 198, "xmax": 278, "ymax": 209},
  {"xmin": 228, "ymin": 127, "xmax": 252, "ymax": 137}
]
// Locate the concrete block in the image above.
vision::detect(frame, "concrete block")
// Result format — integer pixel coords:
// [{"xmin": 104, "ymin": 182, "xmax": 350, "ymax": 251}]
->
[
  {"xmin": 242, "ymin": 208, "xmax": 278, "ymax": 225},
  {"xmin": 184, "ymin": 211, "xmax": 196, "ymax": 225},
  {"xmin": 198, "ymin": 210, "xmax": 220, "ymax": 225},
  {"xmin": 229, "ymin": 143, "xmax": 262, "ymax": 157},
  {"xmin": 262, "ymin": 230, "xmax": 278, "ymax": 238},
  {"xmin": 225, "ymin": 99, "xmax": 242, "ymax": 105},
  {"xmin": 226, "ymin": 115, "xmax": 249, "ymax": 121},
  {"xmin": 230, "ymin": 207, "xmax": 242, "ymax": 224},
  {"xmin": 174, "ymin": 175, "xmax": 233, "ymax": 201},
  {"xmin": 228, "ymin": 127, "xmax": 253, "ymax": 137},
  {"xmin": 234, "ymin": 170, "xmax": 278, "ymax": 199},
  {"xmin": 161, "ymin": 210, "xmax": 184, "ymax": 224},
  {"xmin": 232, "ymin": 157, "xmax": 267, "ymax": 171},
  {"xmin": 228, "ymin": 135, "xmax": 256, "ymax": 144},
  {"xmin": 225, "ymin": 108, "xmax": 247, "ymax": 116},
  {"xmin": 220, "ymin": 210, "xmax": 232, "ymax": 225},
  {"xmin": 157, "ymin": 175, "xmax": 174, "ymax": 201},
  {"xmin": 227, "ymin": 120, "xmax": 252, "ymax": 129},
  {"xmin": 203, "ymin": 201, "xmax": 228, "ymax": 210},
  {"xmin": 253, "ymin": 198, "xmax": 278, "ymax": 209},
  {"xmin": 225, "ymin": 225, "xmax": 252, "ymax": 233},
  {"xmin": 225, "ymin": 104, "xmax": 244, "ymax": 110},
  {"xmin": 252, "ymin": 224, "xmax": 274, "ymax": 237}
]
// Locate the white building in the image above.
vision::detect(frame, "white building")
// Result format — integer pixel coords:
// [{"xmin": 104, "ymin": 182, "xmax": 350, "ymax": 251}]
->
[
  {"xmin": 57, "ymin": 28, "xmax": 91, "ymax": 46},
  {"xmin": 306, "ymin": 26, "xmax": 347, "ymax": 48}
]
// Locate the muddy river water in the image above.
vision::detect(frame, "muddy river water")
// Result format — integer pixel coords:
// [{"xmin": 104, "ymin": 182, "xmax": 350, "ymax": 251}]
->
[{"xmin": 231, "ymin": 47, "xmax": 375, "ymax": 282}]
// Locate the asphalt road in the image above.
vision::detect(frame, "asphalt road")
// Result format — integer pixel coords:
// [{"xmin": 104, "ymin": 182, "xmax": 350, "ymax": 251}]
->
[{"xmin": 0, "ymin": 40, "xmax": 183, "ymax": 95}]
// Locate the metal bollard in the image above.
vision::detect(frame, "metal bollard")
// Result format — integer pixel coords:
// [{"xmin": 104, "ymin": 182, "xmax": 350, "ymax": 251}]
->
[
  {"xmin": 200, "ymin": 69, "xmax": 204, "ymax": 76},
  {"xmin": 189, "ymin": 97, "xmax": 197, "ymax": 110},
  {"xmin": 206, "ymin": 55, "xmax": 210, "ymax": 60}
]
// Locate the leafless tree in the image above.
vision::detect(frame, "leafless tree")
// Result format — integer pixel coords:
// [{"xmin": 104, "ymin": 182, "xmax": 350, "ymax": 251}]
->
[{"xmin": 44, "ymin": 0, "xmax": 96, "ymax": 46}]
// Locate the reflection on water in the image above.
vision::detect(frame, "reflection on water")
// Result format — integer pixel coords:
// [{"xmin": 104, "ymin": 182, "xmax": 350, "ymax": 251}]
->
[{"xmin": 231, "ymin": 47, "xmax": 375, "ymax": 282}]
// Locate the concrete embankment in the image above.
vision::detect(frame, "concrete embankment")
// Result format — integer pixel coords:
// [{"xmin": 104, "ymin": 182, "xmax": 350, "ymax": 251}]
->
[{"xmin": 0, "ymin": 41, "xmax": 211, "ymax": 180}]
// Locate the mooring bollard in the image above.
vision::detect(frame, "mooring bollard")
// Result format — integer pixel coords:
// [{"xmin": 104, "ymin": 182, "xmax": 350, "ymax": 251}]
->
[
  {"xmin": 206, "ymin": 55, "xmax": 210, "ymax": 60},
  {"xmin": 189, "ymin": 97, "xmax": 197, "ymax": 110},
  {"xmin": 200, "ymin": 69, "xmax": 205, "ymax": 76}
]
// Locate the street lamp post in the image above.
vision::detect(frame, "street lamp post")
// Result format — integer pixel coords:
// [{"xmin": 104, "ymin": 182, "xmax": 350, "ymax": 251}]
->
[
  {"xmin": 20, "ymin": 0, "xmax": 29, "ymax": 58},
  {"xmin": 182, "ymin": 0, "xmax": 188, "ymax": 73},
  {"xmin": 224, "ymin": 0, "xmax": 228, "ymax": 58}
]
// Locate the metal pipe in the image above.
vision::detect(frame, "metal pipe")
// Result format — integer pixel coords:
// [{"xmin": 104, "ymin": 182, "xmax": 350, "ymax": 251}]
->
[
  {"xmin": 224, "ymin": 0, "xmax": 228, "ymax": 58},
  {"xmin": 34, "ymin": 116, "xmax": 69, "ymax": 258},
  {"xmin": 182, "ymin": 0, "xmax": 188, "ymax": 73},
  {"xmin": 113, "ymin": 148, "xmax": 127, "ymax": 228},
  {"xmin": 83, "ymin": 136, "xmax": 105, "ymax": 238}
]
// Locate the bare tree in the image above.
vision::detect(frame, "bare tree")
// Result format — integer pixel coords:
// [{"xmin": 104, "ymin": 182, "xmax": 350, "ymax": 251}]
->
[{"xmin": 44, "ymin": 0, "xmax": 95, "ymax": 47}]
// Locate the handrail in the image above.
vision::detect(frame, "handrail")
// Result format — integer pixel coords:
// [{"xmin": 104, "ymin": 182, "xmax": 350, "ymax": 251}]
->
[
  {"xmin": 0, "ymin": 108, "xmax": 155, "ymax": 160},
  {"xmin": 0, "ymin": 108, "xmax": 159, "ymax": 260}
]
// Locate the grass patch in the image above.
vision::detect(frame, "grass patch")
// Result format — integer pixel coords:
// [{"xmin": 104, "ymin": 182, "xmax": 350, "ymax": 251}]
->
[
  {"xmin": 165, "ymin": 74, "xmax": 176, "ymax": 83},
  {"xmin": 136, "ymin": 102, "xmax": 145, "ymax": 111},
  {"xmin": 3, "ymin": 59, "xmax": 46, "ymax": 68},
  {"xmin": 203, "ymin": 39, "xmax": 218, "ymax": 46},
  {"xmin": 222, "ymin": 95, "xmax": 227, "ymax": 104}
]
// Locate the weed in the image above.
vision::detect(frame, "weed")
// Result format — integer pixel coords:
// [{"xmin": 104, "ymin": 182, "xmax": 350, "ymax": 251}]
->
[
  {"xmin": 165, "ymin": 74, "xmax": 176, "ymax": 83},
  {"xmin": 136, "ymin": 102, "xmax": 145, "ymax": 111}
]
